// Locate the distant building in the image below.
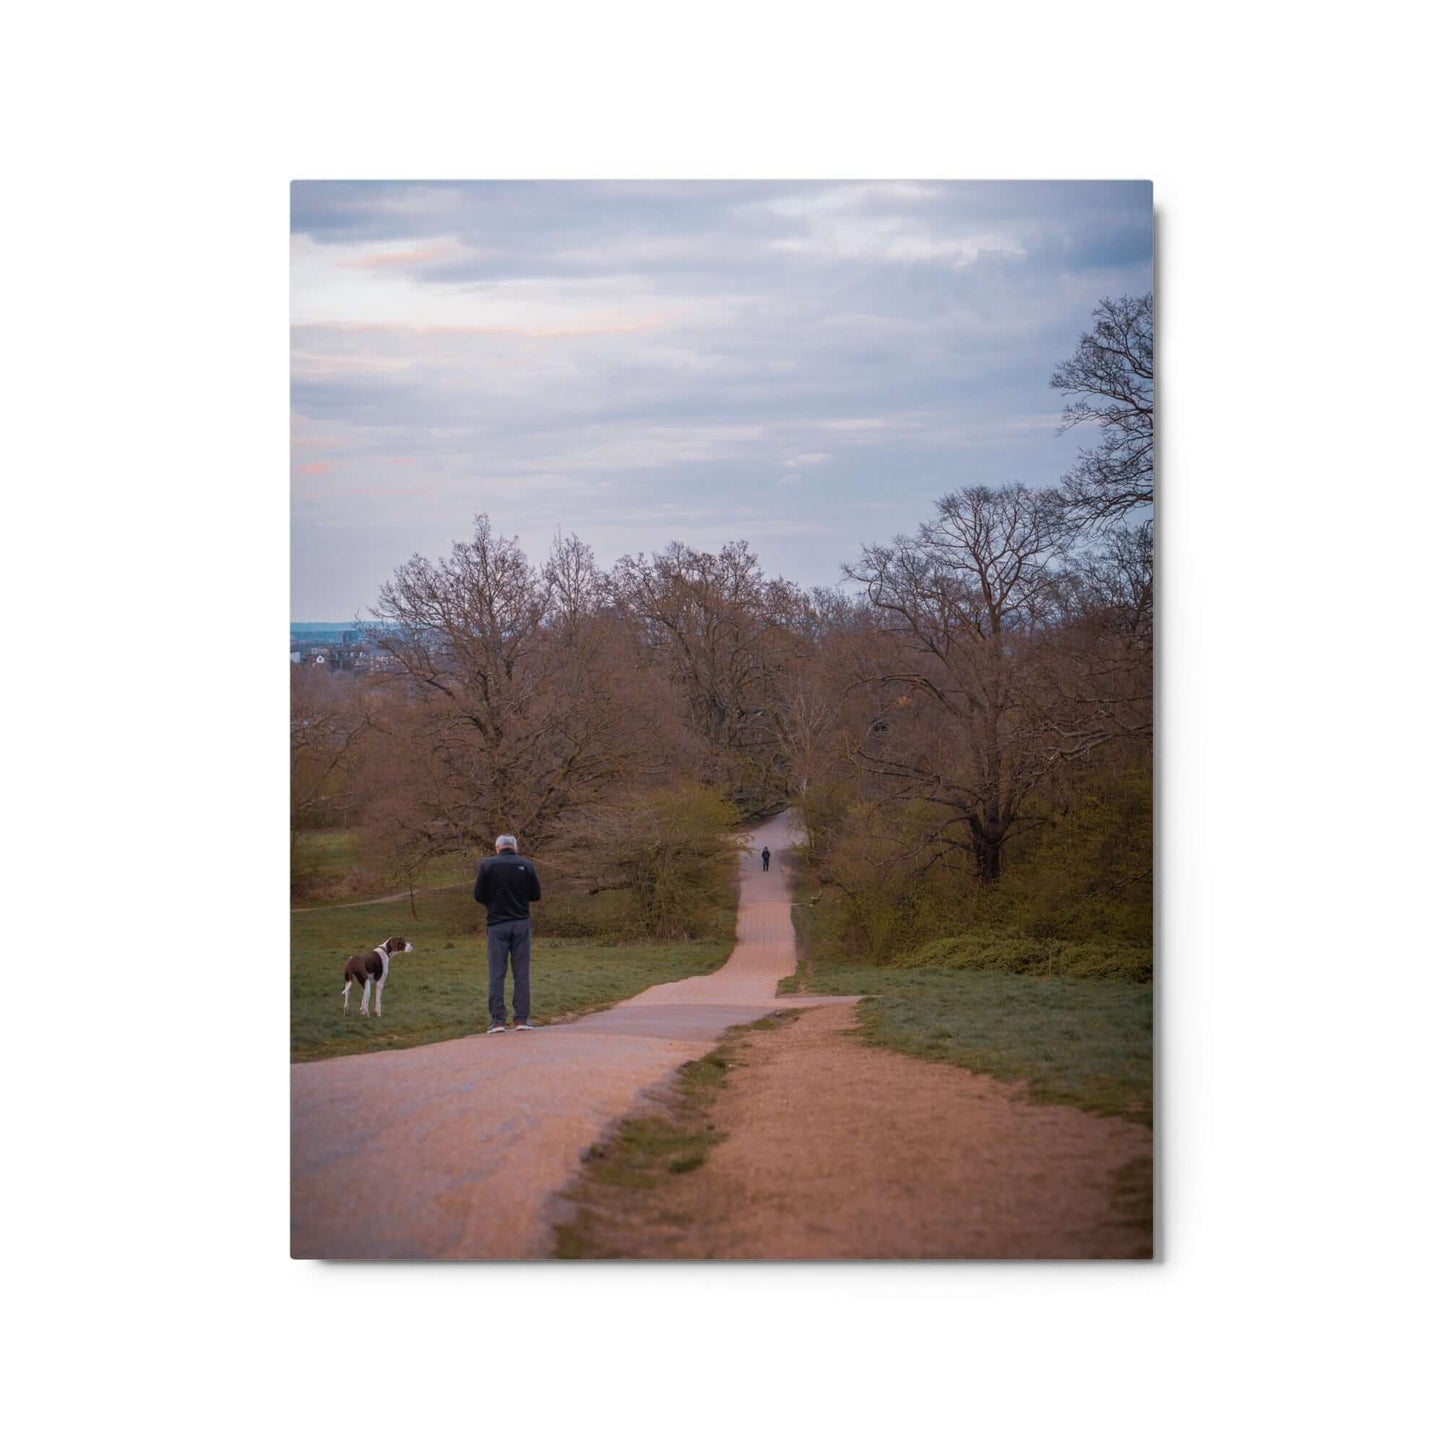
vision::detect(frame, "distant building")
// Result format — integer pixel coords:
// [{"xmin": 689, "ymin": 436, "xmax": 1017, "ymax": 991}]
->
[{"xmin": 290, "ymin": 623, "xmax": 401, "ymax": 672}]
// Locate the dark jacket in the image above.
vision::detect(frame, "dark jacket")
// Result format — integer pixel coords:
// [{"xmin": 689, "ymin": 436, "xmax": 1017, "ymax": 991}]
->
[{"xmin": 473, "ymin": 850, "xmax": 542, "ymax": 927}]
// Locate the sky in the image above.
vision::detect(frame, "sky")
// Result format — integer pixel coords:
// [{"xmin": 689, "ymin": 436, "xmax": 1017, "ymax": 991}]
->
[{"xmin": 291, "ymin": 180, "xmax": 1153, "ymax": 620}]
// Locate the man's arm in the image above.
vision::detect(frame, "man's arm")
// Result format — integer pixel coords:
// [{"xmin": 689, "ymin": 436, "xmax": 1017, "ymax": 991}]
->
[
  {"xmin": 528, "ymin": 864, "xmax": 542, "ymax": 902},
  {"xmin": 473, "ymin": 858, "xmax": 490, "ymax": 905}
]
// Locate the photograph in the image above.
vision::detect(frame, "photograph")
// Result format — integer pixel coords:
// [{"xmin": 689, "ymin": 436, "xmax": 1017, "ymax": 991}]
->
[
  {"xmin": 290, "ymin": 178, "xmax": 1155, "ymax": 1260},
  {"xmin": 19, "ymin": 2, "xmax": 1442, "ymax": 1432}
]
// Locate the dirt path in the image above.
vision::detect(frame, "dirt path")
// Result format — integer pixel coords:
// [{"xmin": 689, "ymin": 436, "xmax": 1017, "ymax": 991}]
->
[
  {"xmin": 291, "ymin": 885, "xmax": 440, "ymax": 913},
  {"xmin": 290, "ymin": 812, "xmax": 856, "ymax": 1259},
  {"xmin": 565, "ymin": 1005, "xmax": 1153, "ymax": 1259}
]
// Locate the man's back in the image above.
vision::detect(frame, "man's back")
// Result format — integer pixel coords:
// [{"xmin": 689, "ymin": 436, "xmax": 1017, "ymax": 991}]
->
[{"xmin": 474, "ymin": 851, "xmax": 542, "ymax": 927}]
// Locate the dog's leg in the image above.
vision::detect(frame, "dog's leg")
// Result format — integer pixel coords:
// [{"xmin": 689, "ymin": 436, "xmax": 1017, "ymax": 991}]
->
[
  {"xmin": 342, "ymin": 978, "xmax": 352, "ymax": 1015},
  {"xmin": 374, "ymin": 976, "xmax": 385, "ymax": 1018},
  {"xmin": 361, "ymin": 977, "xmax": 372, "ymax": 1017}
]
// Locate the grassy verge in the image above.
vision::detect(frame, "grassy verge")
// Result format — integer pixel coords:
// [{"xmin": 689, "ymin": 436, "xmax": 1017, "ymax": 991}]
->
[
  {"xmin": 905, "ymin": 932, "xmax": 1151, "ymax": 983},
  {"xmin": 291, "ymin": 828, "xmax": 474, "ymax": 904},
  {"xmin": 552, "ymin": 1013, "xmax": 797, "ymax": 1259},
  {"xmin": 787, "ymin": 877, "xmax": 1153, "ymax": 1125},
  {"xmin": 291, "ymin": 885, "xmax": 732, "ymax": 1063},
  {"xmin": 292, "ymin": 828, "xmax": 362, "ymax": 882}
]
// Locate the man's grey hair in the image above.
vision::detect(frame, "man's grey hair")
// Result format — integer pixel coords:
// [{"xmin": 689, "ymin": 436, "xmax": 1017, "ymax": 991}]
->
[{"xmin": 495, "ymin": 834, "xmax": 518, "ymax": 851}]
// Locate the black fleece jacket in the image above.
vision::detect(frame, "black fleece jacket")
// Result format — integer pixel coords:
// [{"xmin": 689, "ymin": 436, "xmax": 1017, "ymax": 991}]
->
[{"xmin": 473, "ymin": 850, "xmax": 542, "ymax": 927}]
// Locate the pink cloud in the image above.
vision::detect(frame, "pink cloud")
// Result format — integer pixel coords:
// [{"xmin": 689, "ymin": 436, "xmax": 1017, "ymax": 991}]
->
[
  {"xmin": 294, "ymin": 461, "xmax": 338, "ymax": 477},
  {"xmin": 341, "ymin": 245, "xmax": 450, "ymax": 270}
]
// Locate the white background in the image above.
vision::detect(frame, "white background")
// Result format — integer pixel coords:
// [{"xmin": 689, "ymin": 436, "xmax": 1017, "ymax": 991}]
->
[{"xmin": 5, "ymin": 2, "xmax": 1439, "ymax": 1441}]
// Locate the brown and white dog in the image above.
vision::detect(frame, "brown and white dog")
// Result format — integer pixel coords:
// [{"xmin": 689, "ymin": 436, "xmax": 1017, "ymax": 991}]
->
[{"xmin": 342, "ymin": 935, "xmax": 413, "ymax": 1017}]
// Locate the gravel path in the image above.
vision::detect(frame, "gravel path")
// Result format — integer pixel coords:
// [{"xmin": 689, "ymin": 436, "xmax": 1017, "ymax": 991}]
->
[{"xmin": 290, "ymin": 811, "xmax": 855, "ymax": 1259}]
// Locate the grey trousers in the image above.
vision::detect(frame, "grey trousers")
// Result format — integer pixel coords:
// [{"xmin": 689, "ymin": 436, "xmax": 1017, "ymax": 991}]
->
[{"xmin": 487, "ymin": 918, "xmax": 532, "ymax": 1024}]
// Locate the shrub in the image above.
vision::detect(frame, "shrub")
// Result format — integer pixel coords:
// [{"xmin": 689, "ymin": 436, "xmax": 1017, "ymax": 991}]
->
[
  {"xmin": 547, "ymin": 785, "xmax": 742, "ymax": 941},
  {"xmin": 903, "ymin": 933, "xmax": 1152, "ymax": 983}
]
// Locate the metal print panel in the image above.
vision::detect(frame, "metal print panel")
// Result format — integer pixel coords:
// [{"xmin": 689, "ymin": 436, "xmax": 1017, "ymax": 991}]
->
[{"xmin": 290, "ymin": 180, "xmax": 1155, "ymax": 1260}]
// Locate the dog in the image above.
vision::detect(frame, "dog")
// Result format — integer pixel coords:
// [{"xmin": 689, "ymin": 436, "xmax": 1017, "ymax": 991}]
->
[{"xmin": 342, "ymin": 935, "xmax": 413, "ymax": 1017}]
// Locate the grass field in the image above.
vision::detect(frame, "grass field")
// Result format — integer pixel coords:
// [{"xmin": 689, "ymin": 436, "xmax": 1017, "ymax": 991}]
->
[
  {"xmin": 292, "ymin": 828, "xmax": 363, "ymax": 880},
  {"xmin": 292, "ymin": 884, "xmax": 733, "ymax": 1063},
  {"xmin": 785, "ymin": 886, "xmax": 1153, "ymax": 1125},
  {"xmin": 291, "ymin": 828, "xmax": 474, "ymax": 903}
]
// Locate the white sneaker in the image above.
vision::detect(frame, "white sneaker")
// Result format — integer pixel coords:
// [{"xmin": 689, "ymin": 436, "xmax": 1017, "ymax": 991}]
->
[
  {"xmin": 487, "ymin": 1023, "xmax": 507, "ymax": 1035},
  {"xmin": 515, "ymin": 1021, "xmax": 535, "ymax": 1031}
]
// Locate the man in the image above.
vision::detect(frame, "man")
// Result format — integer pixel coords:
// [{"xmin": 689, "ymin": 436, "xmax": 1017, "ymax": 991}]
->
[
  {"xmin": 473, "ymin": 833, "xmax": 543, "ymax": 1034},
  {"xmin": 760, "ymin": 846, "xmax": 771, "ymax": 873}
]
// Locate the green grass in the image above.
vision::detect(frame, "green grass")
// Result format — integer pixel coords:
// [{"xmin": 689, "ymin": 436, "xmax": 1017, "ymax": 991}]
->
[
  {"xmin": 788, "ymin": 892, "xmax": 1153, "ymax": 1125},
  {"xmin": 292, "ymin": 828, "xmax": 362, "ymax": 880},
  {"xmin": 291, "ymin": 828, "xmax": 476, "ymax": 903},
  {"xmin": 292, "ymin": 885, "xmax": 733, "ymax": 1063}
]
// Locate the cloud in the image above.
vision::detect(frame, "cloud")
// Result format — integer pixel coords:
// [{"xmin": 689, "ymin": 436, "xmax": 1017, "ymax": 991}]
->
[
  {"xmin": 341, "ymin": 242, "xmax": 460, "ymax": 271},
  {"xmin": 749, "ymin": 182, "xmax": 1027, "ymax": 267},
  {"xmin": 290, "ymin": 180, "xmax": 1153, "ymax": 616}
]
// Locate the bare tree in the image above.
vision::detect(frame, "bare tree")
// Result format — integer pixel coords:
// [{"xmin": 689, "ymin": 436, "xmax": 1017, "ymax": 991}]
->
[
  {"xmin": 1052, "ymin": 293, "xmax": 1154, "ymax": 524},
  {"xmin": 544, "ymin": 528, "xmax": 607, "ymax": 641},
  {"xmin": 1073, "ymin": 520, "xmax": 1153, "ymax": 647},
  {"xmin": 367, "ymin": 516, "xmax": 658, "ymax": 855},
  {"xmin": 774, "ymin": 589, "xmax": 874, "ymax": 803},
  {"xmin": 609, "ymin": 540, "xmax": 801, "ymax": 806},
  {"xmin": 843, "ymin": 484, "xmax": 1081, "ymax": 882},
  {"xmin": 1030, "ymin": 520, "xmax": 1154, "ymax": 758},
  {"xmin": 290, "ymin": 664, "xmax": 373, "ymax": 850}
]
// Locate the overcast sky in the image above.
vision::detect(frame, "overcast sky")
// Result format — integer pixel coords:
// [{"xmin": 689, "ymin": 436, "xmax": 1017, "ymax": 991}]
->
[{"xmin": 291, "ymin": 180, "xmax": 1153, "ymax": 620}]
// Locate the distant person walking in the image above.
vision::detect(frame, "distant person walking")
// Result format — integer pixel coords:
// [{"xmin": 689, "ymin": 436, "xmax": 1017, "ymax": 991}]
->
[
  {"xmin": 760, "ymin": 846, "xmax": 771, "ymax": 872},
  {"xmin": 474, "ymin": 834, "xmax": 542, "ymax": 1034}
]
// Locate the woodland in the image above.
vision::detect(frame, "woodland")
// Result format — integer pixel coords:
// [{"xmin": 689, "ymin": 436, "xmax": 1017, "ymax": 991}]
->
[{"xmin": 291, "ymin": 294, "xmax": 1153, "ymax": 960}]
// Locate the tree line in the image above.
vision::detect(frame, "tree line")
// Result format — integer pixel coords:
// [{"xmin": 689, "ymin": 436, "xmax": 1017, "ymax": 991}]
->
[{"xmin": 292, "ymin": 293, "xmax": 1153, "ymax": 951}]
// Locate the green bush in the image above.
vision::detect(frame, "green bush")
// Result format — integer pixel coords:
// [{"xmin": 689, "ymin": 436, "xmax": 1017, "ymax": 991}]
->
[
  {"xmin": 532, "ymin": 886, "xmax": 640, "ymax": 940},
  {"xmin": 903, "ymin": 933, "xmax": 1152, "ymax": 983},
  {"xmin": 548, "ymin": 785, "xmax": 742, "ymax": 941},
  {"xmin": 799, "ymin": 759, "xmax": 1152, "ymax": 952}
]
